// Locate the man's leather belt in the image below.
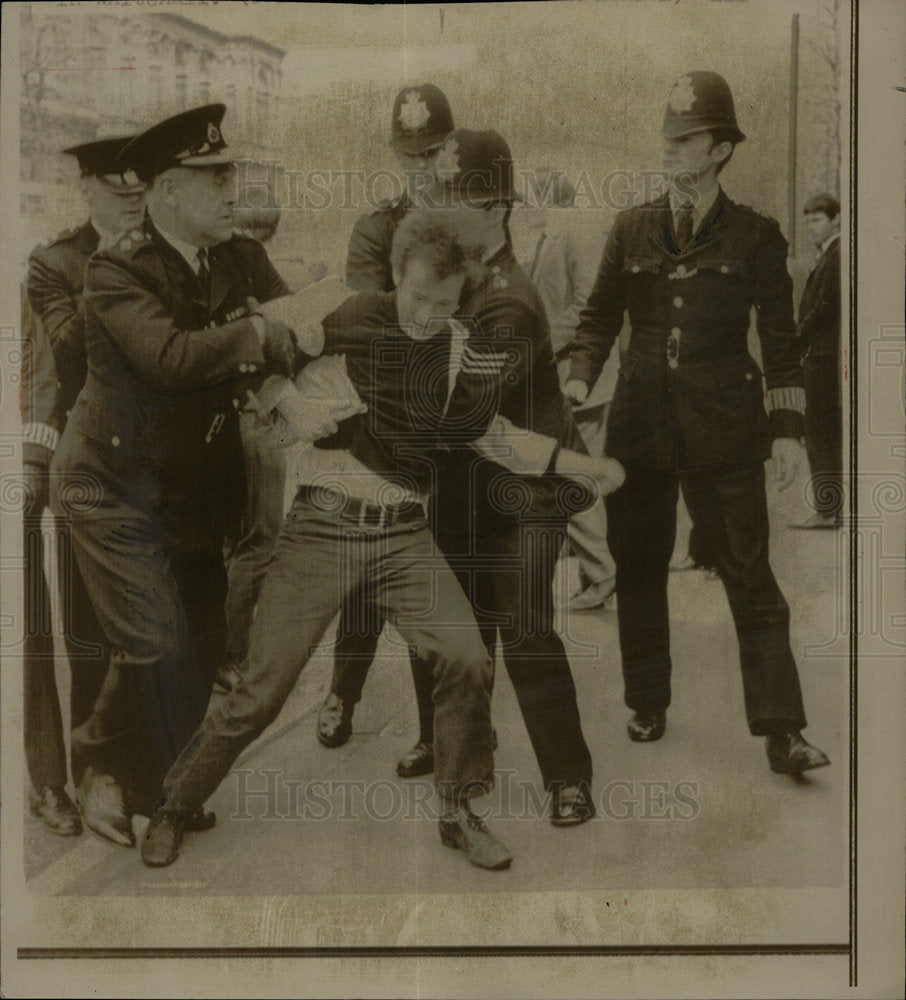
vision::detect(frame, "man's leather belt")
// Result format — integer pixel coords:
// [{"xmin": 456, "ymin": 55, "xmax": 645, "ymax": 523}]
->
[{"xmin": 297, "ymin": 486, "xmax": 426, "ymax": 530}]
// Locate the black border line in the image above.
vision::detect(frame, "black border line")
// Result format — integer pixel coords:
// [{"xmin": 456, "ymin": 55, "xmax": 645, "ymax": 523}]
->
[
  {"xmin": 848, "ymin": 0, "xmax": 859, "ymax": 989},
  {"xmin": 18, "ymin": 945, "xmax": 851, "ymax": 960},
  {"xmin": 13, "ymin": 2, "xmax": 861, "ymax": 980}
]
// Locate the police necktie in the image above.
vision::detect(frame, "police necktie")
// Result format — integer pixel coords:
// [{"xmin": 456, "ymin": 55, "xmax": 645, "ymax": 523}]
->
[
  {"xmin": 196, "ymin": 247, "xmax": 211, "ymax": 305},
  {"xmin": 675, "ymin": 204, "xmax": 694, "ymax": 253}
]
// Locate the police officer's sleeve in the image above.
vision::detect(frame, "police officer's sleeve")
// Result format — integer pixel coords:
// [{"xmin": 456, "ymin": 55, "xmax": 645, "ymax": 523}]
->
[
  {"xmin": 85, "ymin": 254, "xmax": 267, "ymax": 394},
  {"xmin": 20, "ymin": 294, "xmax": 60, "ymax": 466},
  {"xmin": 446, "ymin": 299, "xmax": 560, "ymax": 472},
  {"xmin": 567, "ymin": 215, "xmax": 627, "ymax": 389},
  {"xmin": 754, "ymin": 216, "xmax": 806, "ymax": 440},
  {"xmin": 345, "ymin": 214, "xmax": 393, "ymax": 292},
  {"xmin": 245, "ymin": 237, "xmax": 291, "ymax": 303},
  {"xmin": 26, "ymin": 250, "xmax": 88, "ymax": 402}
]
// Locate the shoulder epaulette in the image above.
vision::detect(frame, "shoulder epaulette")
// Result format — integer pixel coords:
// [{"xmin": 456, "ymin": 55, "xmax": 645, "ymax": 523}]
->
[
  {"xmin": 111, "ymin": 227, "xmax": 153, "ymax": 255},
  {"xmin": 36, "ymin": 225, "xmax": 81, "ymax": 252}
]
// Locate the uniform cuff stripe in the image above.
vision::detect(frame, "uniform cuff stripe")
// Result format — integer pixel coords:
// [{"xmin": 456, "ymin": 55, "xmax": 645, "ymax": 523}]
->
[
  {"xmin": 766, "ymin": 387, "xmax": 806, "ymax": 415},
  {"xmin": 22, "ymin": 422, "xmax": 59, "ymax": 452}
]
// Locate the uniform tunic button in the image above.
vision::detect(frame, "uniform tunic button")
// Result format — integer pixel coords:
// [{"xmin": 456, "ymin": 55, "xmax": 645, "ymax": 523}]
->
[
  {"xmin": 631, "ymin": 265, "xmax": 640, "ymax": 273},
  {"xmin": 676, "ymin": 264, "xmax": 686, "ymax": 276},
  {"xmin": 239, "ymin": 363, "xmax": 248, "ymax": 373},
  {"xmin": 746, "ymin": 372, "xmax": 753, "ymax": 380},
  {"xmin": 111, "ymin": 436, "xmax": 121, "ymax": 447},
  {"xmin": 671, "ymin": 326, "xmax": 681, "ymax": 336},
  {"xmin": 673, "ymin": 296, "xmax": 683, "ymax": 307},
  {"xmin": 720, "ymin": 264, "xmax": 729, "ymax": 274},
  {"xmin": 249, "ymin": 363, "xmax": 257, "ymax": 373}
]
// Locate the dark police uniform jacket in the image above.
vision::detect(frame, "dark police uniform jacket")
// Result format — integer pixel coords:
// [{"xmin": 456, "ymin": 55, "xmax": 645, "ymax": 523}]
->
[
  {"xmin": 797, "ymin": 234, "xmax": 840, "ymax": 360},
  {"xmin": 23, "ymin": 221, "xmax": 99, "ymax": 465},
  {"xmin": 569, "ymin": 190, "xmax": 804, "ymax": 473},
  {"xmin": 21, "ymin": 294, "xmax": 60, "ymax": 469},
  {"xmin": 51, "ymin": 220, "xmax": 288, "ymax": 551},
  {"xmin": 442, "ymin": 245, "xmax": 589, "ymax": 520},
  {"xmin": 345, "ymin": 195, "xmax": 410, "ymax": 292}
]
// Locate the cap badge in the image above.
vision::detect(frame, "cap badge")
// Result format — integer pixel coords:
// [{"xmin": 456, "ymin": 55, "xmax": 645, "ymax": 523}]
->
[
  {"xmin": 121, "ymin": 170, "xmax": 141, "ymax": 187},
  {"xmin": 435, "ymin": 139, "xmax": 461, "ymax": 182},
  {"xmin": 668, "ymin": 76, "xmax": 697, "ymax": 115},
  {"xmin": 399, "ymin": 91, "xmax": 430, "ymax": 133},
  {"xmin": 207, "ymin": 121, "xmax": 222, "ymax": 145}
]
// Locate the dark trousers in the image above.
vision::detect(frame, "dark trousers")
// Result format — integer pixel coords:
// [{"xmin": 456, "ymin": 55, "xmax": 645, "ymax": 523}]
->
[
  {"xmin": 331, "ymin": 504, "xmax": 593, "ymax": 791},
  {"xmin": 68, "ymin": 501, "xmax": 225, "ymax": 814},
  {"xmin": 606, "ymin": 462, "xmax": 807, "ymax": 735},
  {"xmin": 23, "ymin": 501, "xmax": 108, "ymax": 789},
  {"xmin": 161, "ymin": 491, "xmax": 494, "ymax": 813},
  {"xmin": 803, "ymin": 356, "xmax": 843, "ymax": 518},
  {"xmin": 222, "ymin": 410, "xmax": 287, "ymax": 671}
]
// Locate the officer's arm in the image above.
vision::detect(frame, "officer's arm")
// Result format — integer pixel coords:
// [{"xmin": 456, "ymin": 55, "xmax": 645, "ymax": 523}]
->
[
  {"xmin": 446, "ymin": 298, "xmax": 567, "ymax": 473},
  {"xmin": 259, "ymin": 249, "xmax": 291, "ymax": 303},
  {"xmin": 567, "ymin": 217, "xmax": 627, "ymax": 392},
  {"xmin": 345, "ymin": 214, "xmax": 391, "ymax": 292},
  {"xmin": 85, "ymin": 255, "xmax": 267, "ymax": 394},
  {"xmin": 27, "ymin": 252, "xmax": 82, "ymax": 352},
  {"xmin": 755, "ymin": 217, "xmax": 805, "ymax": 441},
  {"xmin": 26, "ymin": 252, "xmax": 88, "ymax": 394},
  {"xmin": 21, "ymin": 294, "xmax": 60, "ymax": 466}
]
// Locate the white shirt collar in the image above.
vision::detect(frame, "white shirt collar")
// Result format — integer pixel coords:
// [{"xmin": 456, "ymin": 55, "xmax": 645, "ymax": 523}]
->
[
  {"xmin": 820, "ymin": 231, "xmax": 841, "ymax": 254},
  {"xmin": 91, "ymin": 219, "xmax": 125, "ymax": 251},
  {"xmin": 482, "ymin": 241, "xmax": 508, "ymax": 263},
  {"xmin": 154, "ymin": 223, "xmax": 205, "ymax": 273}
]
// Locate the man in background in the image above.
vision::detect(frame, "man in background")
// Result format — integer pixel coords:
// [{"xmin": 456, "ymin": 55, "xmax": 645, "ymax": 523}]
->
[
  {"xmin": 516, "ymin": 166, "xmax": 619, "ymax": 611},
  {"xmin": 790, "ymin": 192, "xmax": 842, "ymax": 530}
]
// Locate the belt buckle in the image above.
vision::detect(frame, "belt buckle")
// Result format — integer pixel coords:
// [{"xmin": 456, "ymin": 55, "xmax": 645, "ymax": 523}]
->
[
  {"xmin": 666, "ymin": 333, "xmax": 679, "ymax": 370},
  {"xmin": 357, "ymin": 502, "xmax": 387, "ymax": 531}
]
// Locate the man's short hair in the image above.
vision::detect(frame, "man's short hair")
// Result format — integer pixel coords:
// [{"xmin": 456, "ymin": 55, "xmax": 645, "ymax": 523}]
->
[
  {"xmin": 391, "ymin": 210, "xmax": 483, "ymax": 282},
  {"xmin": 803, "ymin": 193, "xmax": 840, "ymax": 221}
]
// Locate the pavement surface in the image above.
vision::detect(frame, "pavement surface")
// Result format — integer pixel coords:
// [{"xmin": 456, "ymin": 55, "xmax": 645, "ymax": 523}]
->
[{"xmin": 22, "ymin": 471, "xmax": 848, "ymax": 910}]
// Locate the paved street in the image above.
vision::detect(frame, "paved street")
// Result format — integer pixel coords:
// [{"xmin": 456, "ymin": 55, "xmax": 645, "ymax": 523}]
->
[{"xmin": 23, "ymin": 471, "xmax": 848, "ymax": 917}]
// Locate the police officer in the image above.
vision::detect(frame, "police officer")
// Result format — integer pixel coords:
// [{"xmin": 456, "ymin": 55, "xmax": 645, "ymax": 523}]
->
[
  {"xmin": 345, "ymin": 83, "xmax": 454, "ymax": 291},
  {"xmin": 790, "ymin": 192, "xmax": 842, "ymax": 529},
  {"xmin": 565, "ymin": 72, "xmax": 830, "ymax": 776},
  {"xmin": 50, "ymin": 104, "xmax": 297, "ymax": 845},
  {"xmin": 22, "ymin": 137, "xmax": 145, "ymax": 835}
]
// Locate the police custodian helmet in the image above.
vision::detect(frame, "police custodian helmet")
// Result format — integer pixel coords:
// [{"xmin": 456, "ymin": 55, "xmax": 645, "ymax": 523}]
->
[{"xmin": 662, "ymin": 71, "xmax": 746, "ymax": 144}]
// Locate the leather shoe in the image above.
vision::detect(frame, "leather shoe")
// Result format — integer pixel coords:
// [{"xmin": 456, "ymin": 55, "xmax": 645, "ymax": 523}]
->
[
  {"xmin": 317, "ymin": 692, "xmax": 354, "ymax": 748},
  {"xmin": 439, "ymin": 808, "xmax": 512, "ymax": 870},
  {"xmin": 565, "ymin": 577, "xmax": 616, "ymax": 612},
  {"xmin": 396, "ymin": 740, "xmax": 434, "ymax": 778},
  {"xmin": 766, "ymin": 731, "xmax": 830, "ymax": 774},
  {"xmin": 184, "ymin": 808, "xmax": 216, "ymax": 832},
  {"xmin": 551, "ymin": 783, "xmax": 596, "ymax": 827},
  {"xmin": 628, "ymin": 710, "xmax": 666, "ymax": 742},
  {"xmin": 76, "ymin": 767, "xmax": 135, "ymax": 847},
  {"xmin": 142, "ymin": 810, "xmax": 185, "ymax": 867},
  {"xmin": 29, "ymin": 785, "xmax": 82, "ymax": 836},
  {"xmin": 788, "ymin": 513, "xmax": 840, "ymax": 530}
]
